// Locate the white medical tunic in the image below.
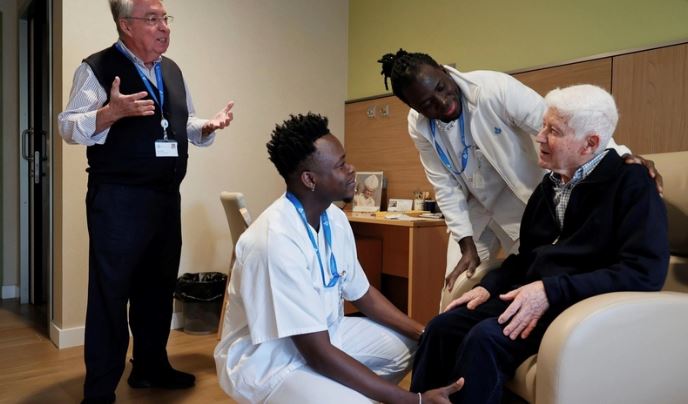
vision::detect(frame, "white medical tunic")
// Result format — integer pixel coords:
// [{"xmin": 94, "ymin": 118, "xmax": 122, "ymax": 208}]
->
[{"xmin": 214, "ymin": 195, "xmax": 370, "ymax": 404}]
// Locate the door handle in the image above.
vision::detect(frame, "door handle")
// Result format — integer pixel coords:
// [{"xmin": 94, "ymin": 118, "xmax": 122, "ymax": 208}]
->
[{"xmin": 21, "ymin": 129, "xmax": 34, "ymax": 161}]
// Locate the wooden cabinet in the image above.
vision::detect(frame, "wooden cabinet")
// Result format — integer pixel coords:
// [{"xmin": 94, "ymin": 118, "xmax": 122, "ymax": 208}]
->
[{"xmin": 347, "ymin": 214, "xmax": 449, "ymax": 326}]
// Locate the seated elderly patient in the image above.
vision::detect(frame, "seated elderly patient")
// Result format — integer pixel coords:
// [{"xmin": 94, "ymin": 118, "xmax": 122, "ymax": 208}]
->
[
  {"xmin": 214, "ymin": 113, "xmax": 462, "ymax": 404},
  {"xmin": 410, "ymin": 84, "xmax": 670, "ymax": 403}
]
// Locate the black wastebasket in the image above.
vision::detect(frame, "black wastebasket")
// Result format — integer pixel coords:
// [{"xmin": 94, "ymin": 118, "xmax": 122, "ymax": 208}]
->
[{"xmin": 174, "ymin": 272, "xmax": 227, "ymax": 335}]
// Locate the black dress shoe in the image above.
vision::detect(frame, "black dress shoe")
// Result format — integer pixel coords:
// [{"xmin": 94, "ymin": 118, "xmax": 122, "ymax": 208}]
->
[
  {"xmin": 80, "ymin": 393, "xmax": 116, "ymax": 404},
  {"xmin": 127, "ymin": 366, "xmax": 196, "ymax": 389}
]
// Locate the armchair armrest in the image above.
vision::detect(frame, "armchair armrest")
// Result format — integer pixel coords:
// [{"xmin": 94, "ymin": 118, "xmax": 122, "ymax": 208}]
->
[
  {"xmin": 450, "ymin": 258, "xmax": 504, "ymax": 300},
  {"xmin": 536, "ymin": 291, "xmax": 688, "ymax": 404}
]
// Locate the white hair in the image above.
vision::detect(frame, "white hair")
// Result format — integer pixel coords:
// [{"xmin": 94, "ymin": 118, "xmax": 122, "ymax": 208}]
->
[
  {"xmin": 109, "ymin": 0, "xmax": 133, "ymax": 22},
  {"xmin": 109, "ymin": 0, "xmax": 165, "ymax": 35},
  {"xmin": 544, "ymin": 84, "xmax": 618, "ymax": 154},
  {"xmin": 109, "ymin": 0, "xmax": 132, "ymax": 36}
]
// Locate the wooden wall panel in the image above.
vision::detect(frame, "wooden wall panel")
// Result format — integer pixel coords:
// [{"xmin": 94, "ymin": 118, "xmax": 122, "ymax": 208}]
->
[
  {"xmin": 345, "ymin": 96, "xmax": 435, "ymax": 202},
  {"xmin": 612, "ymin": 43, "xmax": 688, "ymax": 154},
  {"xmin": 345, "ymin": 42, "xmax": 688, "ymax": 204},
  {"xmin": 345, "ymin": 61, "xmax": 614, "ymax": 202},
  {"xmin": 512, "ymin": 58, "xmax": 612, "ymax": 96}
]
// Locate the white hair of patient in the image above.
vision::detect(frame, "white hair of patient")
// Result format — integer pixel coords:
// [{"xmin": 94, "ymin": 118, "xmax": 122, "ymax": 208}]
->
[{"xmin": 544, "ymin": 84, "xmax": 619, "ymax": 154}]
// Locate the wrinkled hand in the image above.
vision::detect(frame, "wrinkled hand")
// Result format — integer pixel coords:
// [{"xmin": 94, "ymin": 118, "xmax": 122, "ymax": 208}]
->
[
  {"xmin": 420, "ymin": 378, "xmax": 465, "ymax": 404},
  {"xmin": 498, "ymin": 281, "xmax": 549, "ymax": 340},
  {"xmin": 445, "ymin": 237, "xmax": 480, "ymax": 292},
  {"xmin": 202, "ymin": 101, "xmax": 235, "ymax": 135},
  {"xmin": 444, "ymin": 286, "xmax": 490, "ymax": 312},
  {"xmin": 108, "ymin": 76, "xmax": 155, "ymax": 120},
  {"xmin": 622, "ymin": 153, "xmax": 663, "ymax": 196}
]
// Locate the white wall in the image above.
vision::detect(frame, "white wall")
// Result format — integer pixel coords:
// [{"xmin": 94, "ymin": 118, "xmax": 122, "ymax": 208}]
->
[
  {"xmin": 56, "ymin": 0, "xmax": 348, "ymax": 339},
  {"xmin": 170, "ymin": 0, "xmax": 348, "ymax": 274}
]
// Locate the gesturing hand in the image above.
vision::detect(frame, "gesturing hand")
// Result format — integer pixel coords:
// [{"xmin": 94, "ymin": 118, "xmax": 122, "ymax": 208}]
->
[
  {"xmin": 445, "ymin": 237, "xmax": 480, "ymax": 292},
  {"xmin": 420, "ymin": 377, "xmax": 465, "ymax": 404},
  {"xmin": 107, "ymin": 76, "xmax": 155, "ymax": 120},
  {"xmin": 444, "ymin": 286, "xmax": 490, "ymax": 312},
  {"xmin": 202, "ymin": 101, "xmax": 235, "ymax": 135},
  {"xmin": 498, "ymin": 281, "xmax": 549, "ymax": 340}
]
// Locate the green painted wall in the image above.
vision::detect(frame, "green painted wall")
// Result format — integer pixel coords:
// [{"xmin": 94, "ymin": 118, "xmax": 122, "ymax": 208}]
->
[{"xmin": 348, "ymin": 0, "xmax": 688, "ymax": 100}]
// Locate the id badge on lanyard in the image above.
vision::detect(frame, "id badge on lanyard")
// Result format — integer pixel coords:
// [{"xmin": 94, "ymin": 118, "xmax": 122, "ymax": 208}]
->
[
  {"xmin": 155, "ymin": 118, "xmax": 178, "ymax": 157},
  {"xmin": 155, "ymin": 141, "xmax": 178, "ymax": 157}
]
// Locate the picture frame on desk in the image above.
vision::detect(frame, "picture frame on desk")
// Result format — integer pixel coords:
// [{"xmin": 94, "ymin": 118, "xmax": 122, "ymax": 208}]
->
[
  {"xmin": 353, "ymin": 171, "xmax": 384, "ymax": 212},
  {"xmin": 387, "ymin": 198, "xmax": 413, "ymax": 212}
]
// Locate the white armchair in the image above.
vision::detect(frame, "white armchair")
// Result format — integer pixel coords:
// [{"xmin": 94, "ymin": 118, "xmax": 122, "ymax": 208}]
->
[{"xmin": 217, "ymin": 192, "xmax": 252, "ymax": 340}]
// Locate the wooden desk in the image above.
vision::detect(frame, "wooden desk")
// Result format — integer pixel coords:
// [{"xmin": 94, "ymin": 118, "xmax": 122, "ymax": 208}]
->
[{"xmin": 347, "ymin": 213, "xmax": 449, "ymax": 325}]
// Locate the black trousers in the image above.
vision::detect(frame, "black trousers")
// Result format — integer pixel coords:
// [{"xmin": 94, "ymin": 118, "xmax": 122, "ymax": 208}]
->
[
  {"xmin": 83, "ymin": 183, "xmax": 182, "ymax": 399},
  {"xmin": 411, "ymin": 297, "xmax": 555, "ymax": 404}
]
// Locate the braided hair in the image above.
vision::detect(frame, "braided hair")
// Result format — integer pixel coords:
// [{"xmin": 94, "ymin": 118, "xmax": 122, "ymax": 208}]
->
[
  {"xmin": 378, "ymin": 49, "xmax": 441, "ymax": 104},
  {"xmin": 266, "ymin": 113, "xmax": 330, "ymax": 181}
]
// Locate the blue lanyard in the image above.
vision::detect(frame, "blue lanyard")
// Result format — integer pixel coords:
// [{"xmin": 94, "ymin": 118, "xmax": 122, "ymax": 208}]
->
[
  {"xmin": 285, "ymin": 192, "xmax": 340, "ymax": 288},
  {"xmin": 115, "ymin": 43, "xmax": 169, "ymax": 139},
  {"xmin": 429, "ymin": 113, "xmax": 469, "ymax": 177},
  {"xmin": 115, "ymin": 43, "xmax": 165, "ymax": 109}
]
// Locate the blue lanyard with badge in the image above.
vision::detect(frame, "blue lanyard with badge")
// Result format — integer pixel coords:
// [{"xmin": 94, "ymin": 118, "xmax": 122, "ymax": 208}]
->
[
  {"xmin": 115, "ymin": 42, "xmax": 178, "ymax": 157},
  {"xmin": 429, "ymin": 113, "xmax": 469, "ymax": 177},
  {"xmin": 285, "ymin": 192, "xmax": 343, "ymax": 288}
]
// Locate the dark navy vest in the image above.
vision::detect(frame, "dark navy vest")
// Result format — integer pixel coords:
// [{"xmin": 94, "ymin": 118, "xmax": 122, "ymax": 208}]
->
[{"xmin": 84, "ymin": 45, "xmax": 189, "ymax": 189}]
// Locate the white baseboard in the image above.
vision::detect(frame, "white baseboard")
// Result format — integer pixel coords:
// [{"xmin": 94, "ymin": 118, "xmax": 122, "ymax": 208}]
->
[
  {"xmin": 49, "ymin": 311, "xmax": 184, "ymax": 349},
  {"xmin": 171, "ymin": 311, "xmax": 184, "ymax": 330},
  {"xmin": 1, "ymin": 285, "xmax": 19, "ymax": 299},
  {"xmin": 50, "ymin": 321, "xmax": 85, "ymax": 349}
]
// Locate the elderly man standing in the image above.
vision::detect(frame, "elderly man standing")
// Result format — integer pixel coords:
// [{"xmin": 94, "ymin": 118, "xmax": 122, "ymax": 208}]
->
[
  {"xmin": 410, "ymin": 84, "xmax": 669, "ymax": 404},
  {"xmin": 58, "ymin": 1, "xmax": 234, "ymax": 402}
]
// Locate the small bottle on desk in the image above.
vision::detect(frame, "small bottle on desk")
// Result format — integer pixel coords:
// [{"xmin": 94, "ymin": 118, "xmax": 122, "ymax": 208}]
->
[{"xmin": 413, "ymin": 191, "xmax": 425, "ymax": 211}]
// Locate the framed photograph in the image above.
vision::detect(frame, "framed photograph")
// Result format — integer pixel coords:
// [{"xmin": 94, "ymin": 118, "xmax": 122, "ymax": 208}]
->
[
  {"xmin": 353, "ymin": 171, "xmax": 384, "ymax": 212},
  {"xmin": 388, "ymin": 198, "xmax": 413, "ymax": 212}
]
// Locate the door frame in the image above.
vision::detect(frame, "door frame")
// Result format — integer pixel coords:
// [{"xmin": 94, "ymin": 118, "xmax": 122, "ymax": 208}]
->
[{"xmin": 18, "ymin": 0, "xmax": 53, "ymax": 332}]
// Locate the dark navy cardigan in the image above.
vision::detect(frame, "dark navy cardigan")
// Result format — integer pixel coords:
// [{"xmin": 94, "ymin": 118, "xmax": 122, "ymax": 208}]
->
[{"xmin": 480, "ymin": 150, "xmax": 669, "ymax": 312}]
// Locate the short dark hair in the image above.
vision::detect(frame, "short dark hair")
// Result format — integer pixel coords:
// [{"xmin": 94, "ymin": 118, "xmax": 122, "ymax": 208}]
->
[
  {"xmin": 378, "ymin": 49, "xmax": 441, "ymax": 104},
  {"xmin": 266, "ymin": 113, "xmax": 330, "ymax": 180}
]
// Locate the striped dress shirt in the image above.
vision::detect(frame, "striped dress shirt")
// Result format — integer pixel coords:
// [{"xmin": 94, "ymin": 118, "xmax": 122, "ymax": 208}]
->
[
  {"xmin": 58, "ymin": 40, "xmax": 213, "ymax": 147},
  {"xmin": 549, "ymin": 150, "xmax": 609, "ymax": 229}
]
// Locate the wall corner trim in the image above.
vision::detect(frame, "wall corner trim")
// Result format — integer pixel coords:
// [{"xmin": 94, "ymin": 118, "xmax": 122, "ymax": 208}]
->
[{"xmin": 49, "ymin": 321, "xmax": 84, "ymax": 349}]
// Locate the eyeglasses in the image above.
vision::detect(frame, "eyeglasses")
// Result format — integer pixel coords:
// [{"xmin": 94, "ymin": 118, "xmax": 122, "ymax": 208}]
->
[{"xmin": 125, "ymin": 15, "xmax": 174, "ymax": 26}]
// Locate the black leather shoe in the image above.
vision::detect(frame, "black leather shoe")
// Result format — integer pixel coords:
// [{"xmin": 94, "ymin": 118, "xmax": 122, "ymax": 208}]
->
[
  {"xmin": 127, "ymin": 366, "xmax": 195, "ymax": 389},
  {"xmin": 80, "ymin": 393, "xmax": 116, "ymax": 404}
]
